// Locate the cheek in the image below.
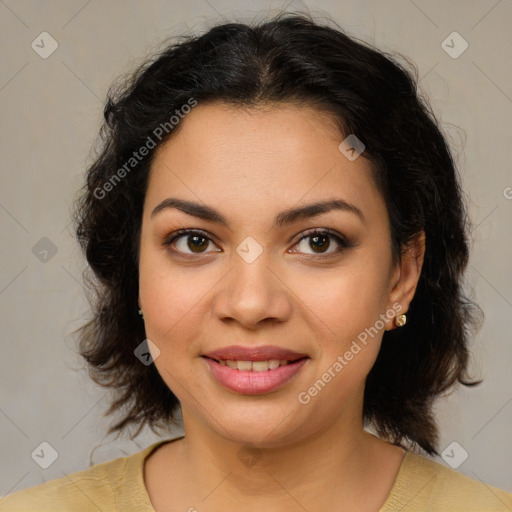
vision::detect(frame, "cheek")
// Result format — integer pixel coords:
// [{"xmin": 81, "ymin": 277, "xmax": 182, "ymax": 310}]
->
[
  {"xmin": 139, "ymin": 263, "xmax": 205, "ymax": 395},
  {"xmin": 138, "ymin": 248, "xmax": 202, "ymax": 346},
  {"xmin": 295, "ymin": 259, "xmax": 390, "ymax": 338}
]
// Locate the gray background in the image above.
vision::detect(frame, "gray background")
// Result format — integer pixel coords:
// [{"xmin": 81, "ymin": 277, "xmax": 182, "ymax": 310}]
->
[{"xmin": 1, "ymin": 0, "xmax": 511, "ymax": 498}]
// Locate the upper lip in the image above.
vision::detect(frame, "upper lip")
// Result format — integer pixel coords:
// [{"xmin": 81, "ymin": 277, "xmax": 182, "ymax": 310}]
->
[{"xmin": 202, "ymin": 345, "xmax": 309, "ymax": 362}]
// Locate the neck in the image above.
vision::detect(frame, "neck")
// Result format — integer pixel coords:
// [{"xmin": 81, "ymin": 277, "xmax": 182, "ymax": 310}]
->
[{"xmin": 169, "ymin": 409, "xmax": 400, "ymax": 511}]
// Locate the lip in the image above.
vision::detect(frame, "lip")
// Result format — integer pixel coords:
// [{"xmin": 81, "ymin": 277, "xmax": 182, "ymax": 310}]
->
[
  {"xmin": 203, "ymin": 356, "xmax": 309, "ymax": 395},
  {"xmin": 202, "ymin": 345, "xmax": 308, "ymax": 362}
]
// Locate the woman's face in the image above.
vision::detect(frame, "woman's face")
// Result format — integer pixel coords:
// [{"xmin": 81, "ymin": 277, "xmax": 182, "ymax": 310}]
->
[{"xmin": 138, "ymin": 101, "xmax": 415, "ymax": 447}]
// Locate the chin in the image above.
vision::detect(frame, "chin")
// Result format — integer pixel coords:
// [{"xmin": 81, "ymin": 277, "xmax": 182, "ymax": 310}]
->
[{"xmin": 208, "ymin": 406, "xmax": 310, "ymax": 449}]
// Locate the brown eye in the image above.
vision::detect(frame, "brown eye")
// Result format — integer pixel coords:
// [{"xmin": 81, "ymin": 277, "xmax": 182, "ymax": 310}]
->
[
  {"xmin": 182, "ymin": 234, "xmax": 210, "ymax": 253},
  {"xmin": 163, "ymin": 229, "xmax": 220, "ymax": 255},
  {"xmin": 291, "ymin": 228, "xmax": 349, "ymax": 256}
]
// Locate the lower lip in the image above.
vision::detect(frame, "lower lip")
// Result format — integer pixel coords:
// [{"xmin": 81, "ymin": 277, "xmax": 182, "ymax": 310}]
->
[{"xmin": 203, "ymin": 357, "xmax": 308, "ymax": 395}]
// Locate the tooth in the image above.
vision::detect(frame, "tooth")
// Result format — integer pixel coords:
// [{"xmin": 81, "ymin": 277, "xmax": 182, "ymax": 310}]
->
[
  {"xmin": 252, "ymin": 361, "xmax": 270, "ymax": 372},
  {"xmin": 222, "ymin": 359, "xmax": 292, "ymax": 370}
]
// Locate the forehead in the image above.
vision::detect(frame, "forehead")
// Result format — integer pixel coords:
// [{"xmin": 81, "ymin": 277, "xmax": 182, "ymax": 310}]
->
[
  {"xmin": 154, "ymin": 100, "xmax": 342, "ymax": 160},
  {"xmin": 145, "ymin": 101, "xmax": 385, "ymax": 226}
]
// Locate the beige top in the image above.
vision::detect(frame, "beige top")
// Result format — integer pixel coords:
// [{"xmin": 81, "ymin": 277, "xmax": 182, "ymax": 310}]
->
[{"xmin": 1, "ymin": 436, "xmax": 512, "ymax": 511}]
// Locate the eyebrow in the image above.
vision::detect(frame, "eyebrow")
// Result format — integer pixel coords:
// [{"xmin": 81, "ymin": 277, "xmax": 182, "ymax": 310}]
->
[{"xmin": 151, "ymin": 197, "xmax": 366, "ymax": 227}]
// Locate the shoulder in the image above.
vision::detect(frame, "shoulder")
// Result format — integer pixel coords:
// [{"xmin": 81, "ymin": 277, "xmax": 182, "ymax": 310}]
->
[
  {"xmin": 381, "ymin": 451, "xmax": 512, "ymax": 512},
  {"xmin": 0, "ymin": 444, "xmax": 154, "ymax": 512}
]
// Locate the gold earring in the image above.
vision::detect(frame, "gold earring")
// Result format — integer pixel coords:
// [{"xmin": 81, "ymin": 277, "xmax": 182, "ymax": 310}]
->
[{"xmin": 395, "ymin": 314, "xmax": 406, "ymax": 327}]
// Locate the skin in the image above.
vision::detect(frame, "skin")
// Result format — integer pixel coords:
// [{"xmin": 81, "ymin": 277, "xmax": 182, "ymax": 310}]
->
[{"xmin": 138, "ymin": 101, "xmax": 425, "ymax": 512}]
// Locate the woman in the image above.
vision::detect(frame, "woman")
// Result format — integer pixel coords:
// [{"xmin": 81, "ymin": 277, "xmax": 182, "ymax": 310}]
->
[{"xmin": 1, "ymin": 12, "xmax": 511, "ymax": 512}]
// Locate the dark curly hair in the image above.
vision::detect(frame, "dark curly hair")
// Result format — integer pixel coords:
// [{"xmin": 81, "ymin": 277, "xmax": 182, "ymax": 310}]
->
[{"xmin": 72, "ymin": 12, "xmax": 483, "ymax": 456}]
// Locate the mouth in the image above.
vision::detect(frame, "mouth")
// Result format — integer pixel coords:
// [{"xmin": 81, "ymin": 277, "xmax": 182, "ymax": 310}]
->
[{"xmin": 201, "ymin": 346, "xmax": 310, "ymax": 395}]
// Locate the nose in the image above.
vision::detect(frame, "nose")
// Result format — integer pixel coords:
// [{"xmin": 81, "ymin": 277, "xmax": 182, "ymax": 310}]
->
[{"xmin": 212, "ymin": 251, "xmax": 292, "ymax": 329}]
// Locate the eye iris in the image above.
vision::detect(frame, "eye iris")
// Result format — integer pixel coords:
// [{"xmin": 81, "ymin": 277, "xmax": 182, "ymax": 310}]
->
[
  {"xmin": 310, "ymin": 234, "xmax": 330, "ymax": 253},
  {"xmin": 188, "ymin": 235, "xmax": 208, "ymax": 253}
]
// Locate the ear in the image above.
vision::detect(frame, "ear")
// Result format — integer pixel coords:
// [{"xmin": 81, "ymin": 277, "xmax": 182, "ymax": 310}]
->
[{"xmin": 385, "ymin": 231, "xmax": 426, "ymax": 331}]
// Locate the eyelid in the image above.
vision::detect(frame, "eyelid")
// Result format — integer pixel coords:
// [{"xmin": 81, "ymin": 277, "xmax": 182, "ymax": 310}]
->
[
  {"xmin": 164, "ymin": 227, "xmax": 213, "ymax": 242},
  {"xmin": 294, "ymin": 227, "xmax": 349, "ymax": 245}
]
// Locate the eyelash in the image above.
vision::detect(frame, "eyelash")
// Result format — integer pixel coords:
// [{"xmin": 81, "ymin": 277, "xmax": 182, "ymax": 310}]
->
[{"xmin": 162, "ymin": 228, "xmax": 351, "ymax": 258}]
